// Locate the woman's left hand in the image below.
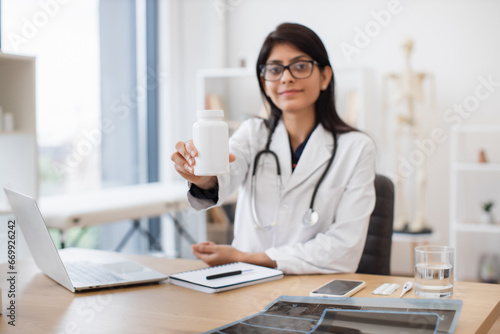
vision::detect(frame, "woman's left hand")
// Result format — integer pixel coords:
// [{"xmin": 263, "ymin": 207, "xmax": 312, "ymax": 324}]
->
[{"xmin": 191, "ymin": 242, "xmax": 243, "ymax": 267}]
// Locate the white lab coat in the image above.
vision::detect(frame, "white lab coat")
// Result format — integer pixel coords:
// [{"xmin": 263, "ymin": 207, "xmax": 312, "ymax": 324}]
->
[{"xmin": 188, "ymin": 118, "xmax": 376, "ymax": 274}]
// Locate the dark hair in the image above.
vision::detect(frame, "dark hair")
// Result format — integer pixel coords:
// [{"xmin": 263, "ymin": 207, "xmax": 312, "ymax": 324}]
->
[{"xmin": 256, "ymin": 23, "xmax": 356, "ymax": 148}]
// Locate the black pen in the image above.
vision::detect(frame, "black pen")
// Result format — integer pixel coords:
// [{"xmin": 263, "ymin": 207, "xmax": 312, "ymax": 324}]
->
[{"xmin": 206, "ymin": 269, "xmax": 252, "ymax": 280}]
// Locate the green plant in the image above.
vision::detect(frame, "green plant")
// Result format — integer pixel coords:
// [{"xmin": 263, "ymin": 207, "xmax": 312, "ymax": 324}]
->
[{"xmin": 482, "ymin": 201, "xmax": 494, "ymax": 212}]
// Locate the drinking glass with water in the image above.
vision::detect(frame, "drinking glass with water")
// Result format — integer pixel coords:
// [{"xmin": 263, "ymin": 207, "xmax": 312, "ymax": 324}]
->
[{"xmin": 414, "ymin": 246, "xmax": 454, "ymax": 298}]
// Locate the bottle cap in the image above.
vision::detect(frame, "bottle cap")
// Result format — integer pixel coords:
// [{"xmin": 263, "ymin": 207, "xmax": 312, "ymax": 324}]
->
[{"xmin": 197, "ymin": 109, "xmax": 224, "ymax": 118}]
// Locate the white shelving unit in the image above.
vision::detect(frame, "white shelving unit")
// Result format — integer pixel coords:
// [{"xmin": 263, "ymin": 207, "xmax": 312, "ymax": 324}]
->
[
  {"xmin": 196, "ymin": 67, "xmax": 261, "ymax": 133},
  {"xmin": 0, "ymin": 52, "xmax": 38, "ymax": 212},
  {"xmin": 449, "ymin": 125, "xmax": 500, "ymax": 281}
]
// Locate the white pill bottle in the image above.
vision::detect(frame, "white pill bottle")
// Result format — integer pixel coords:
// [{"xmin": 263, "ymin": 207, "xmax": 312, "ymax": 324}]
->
[{"xmin": 193, "ymin": 110, "xmax": 229, "ymax": 175}]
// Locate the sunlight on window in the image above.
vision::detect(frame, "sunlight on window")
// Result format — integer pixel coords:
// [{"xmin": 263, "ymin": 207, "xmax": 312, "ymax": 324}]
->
[{"xmin": 2, "ymin": 0, "xmax": 101, "ymax": 195}]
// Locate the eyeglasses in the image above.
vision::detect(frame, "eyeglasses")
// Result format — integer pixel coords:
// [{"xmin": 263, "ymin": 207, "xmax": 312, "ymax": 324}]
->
[{"xmin": 260, "ymin": 60, "xmax": 319, "ymax": 81}]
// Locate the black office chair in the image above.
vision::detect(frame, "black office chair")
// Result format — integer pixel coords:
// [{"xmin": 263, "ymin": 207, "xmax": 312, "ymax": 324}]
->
[{"xmin": 356, "ymin": 174, "xmax": 395, "ymax": 275}]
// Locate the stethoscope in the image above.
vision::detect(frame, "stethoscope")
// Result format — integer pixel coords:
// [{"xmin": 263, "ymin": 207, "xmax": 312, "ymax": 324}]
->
[{"xmin": 250, "ymin": 128, "xmax": 338, "ymax": 230}]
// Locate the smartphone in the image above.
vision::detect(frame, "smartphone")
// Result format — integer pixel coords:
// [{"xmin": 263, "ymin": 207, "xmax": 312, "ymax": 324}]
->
[{"xmin": 310, "ymin": 279, "xmax": 366, "ymax": 297}]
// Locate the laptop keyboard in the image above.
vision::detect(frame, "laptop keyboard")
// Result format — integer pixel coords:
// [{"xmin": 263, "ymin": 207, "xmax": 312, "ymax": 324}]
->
[{"xmin": 65, "ymin": 262, "xmax": 126, "ymax": 287}]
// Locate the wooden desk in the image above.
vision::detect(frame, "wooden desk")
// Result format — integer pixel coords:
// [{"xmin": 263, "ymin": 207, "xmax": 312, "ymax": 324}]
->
[{"xmin": 1, "ymin": 249, "xmax": 499, "ymax": 333}]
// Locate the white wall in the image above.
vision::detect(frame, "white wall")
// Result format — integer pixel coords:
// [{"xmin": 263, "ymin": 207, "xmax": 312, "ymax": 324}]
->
[
  {"xmin": 161, "ymin": 0, "xmax": 500, "ymax": 274},
  {"xmin": 159, "ymin": 0, "xmax": 226, "ymax": 183}
]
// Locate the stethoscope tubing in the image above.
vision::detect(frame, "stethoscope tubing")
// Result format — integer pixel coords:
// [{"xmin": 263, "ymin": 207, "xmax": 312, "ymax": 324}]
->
[
  {"xmin": 308, "ymin": 131, "xmax": 338, "ymax": 210},
  {"xmin": 252, "ymin": 149, "xmax": 281, "ymax": 177},
  {"xmin": 250, "ymin": 127, "xmax": 338, "ymax": 230}
]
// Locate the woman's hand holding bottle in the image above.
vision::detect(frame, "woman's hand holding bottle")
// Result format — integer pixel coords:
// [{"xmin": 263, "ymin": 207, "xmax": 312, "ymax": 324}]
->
[{"xmin": 171, "ymin": 139, "xmax": 235, "ymax": 189}]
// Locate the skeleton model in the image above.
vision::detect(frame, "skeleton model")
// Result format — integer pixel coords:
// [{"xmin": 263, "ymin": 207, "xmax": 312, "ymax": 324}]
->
[{"xmin": 383, "ymin": 38, "xmax": 435, "ymax": 233}]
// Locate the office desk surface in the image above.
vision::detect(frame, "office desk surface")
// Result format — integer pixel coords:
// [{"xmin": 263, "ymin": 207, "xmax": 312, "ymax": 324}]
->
[{"xmin": 1, "ymin": 249, "xmax": 499, "ymax": 334}]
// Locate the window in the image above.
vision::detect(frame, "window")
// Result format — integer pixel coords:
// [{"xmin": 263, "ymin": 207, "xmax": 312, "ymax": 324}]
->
[
  {"xmin": 2, "ymin": 0, "xmax": 102, "ymax": 195},
  {"xmin": 1, "ymin": 0, "xmax": 161, "ymax": 253}
]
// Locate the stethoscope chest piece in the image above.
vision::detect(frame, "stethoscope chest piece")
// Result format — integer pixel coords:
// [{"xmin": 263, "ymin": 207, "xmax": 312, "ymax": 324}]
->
[{"xmin": 302, "ymin": 208, "xmax": 319, "ymax": 228}]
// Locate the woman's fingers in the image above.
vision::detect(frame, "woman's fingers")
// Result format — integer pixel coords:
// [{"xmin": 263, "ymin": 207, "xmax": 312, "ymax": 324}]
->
[
  {"xmin": 174, "ymin": 141, "xmax": 191, "ymax": 164},
  {"xmin": 171, "ymin": 140, "xmax": 219, "ymax": 187},
  {"xmin": 173, "ymin": 140, "xmax": 234, "ymax": 175},
  {"xmin": 185, "ymin": 140, "xmax": 198, "ymax": 160},
  {"xmin": 171, "ymin": 151, "xmax": 191, "ymax": 174},
  {"xmin": 172, "ymin": 140, "xmax": 198, "ymax": 174},
  {"xmin": 192, "ymin": 241, "xmax": 216, "ymax": 254}
]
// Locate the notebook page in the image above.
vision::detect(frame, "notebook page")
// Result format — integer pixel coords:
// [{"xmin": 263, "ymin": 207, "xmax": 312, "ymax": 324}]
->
[{"xmin": 170, "ymin": 262, "xmax": 283, "ymax": 288}]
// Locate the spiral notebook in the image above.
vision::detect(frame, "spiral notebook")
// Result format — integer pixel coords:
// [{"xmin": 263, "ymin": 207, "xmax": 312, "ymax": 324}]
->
[{"xmin": 169, "ymin": 262, "xmax": 284, "ymax": 293}]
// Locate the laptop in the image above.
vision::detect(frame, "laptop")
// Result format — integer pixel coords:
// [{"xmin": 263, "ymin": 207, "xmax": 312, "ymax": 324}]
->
[{"xmin": 4, "ymin": 188, "xmax": 168, "ymax": 292}]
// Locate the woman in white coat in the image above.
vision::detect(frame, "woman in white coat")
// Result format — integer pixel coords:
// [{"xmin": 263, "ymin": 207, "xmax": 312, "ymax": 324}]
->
[{"xmin": 171, "ymin": 23, "xmax": 376, "ymax": 274}]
